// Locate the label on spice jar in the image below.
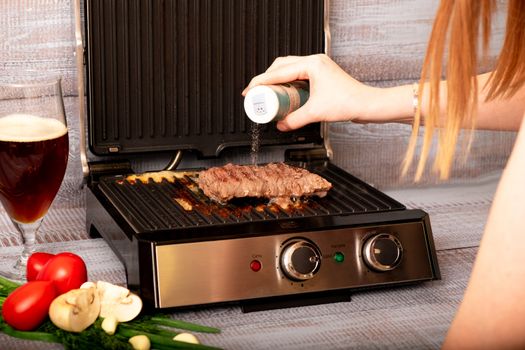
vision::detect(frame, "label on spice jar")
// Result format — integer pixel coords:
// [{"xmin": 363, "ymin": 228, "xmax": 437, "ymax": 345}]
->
[{"xmin": 244, "ymin": 81, "xmax": 309, "ymax": 124}]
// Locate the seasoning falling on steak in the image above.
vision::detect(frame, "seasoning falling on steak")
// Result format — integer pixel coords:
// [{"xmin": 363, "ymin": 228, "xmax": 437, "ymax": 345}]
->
[{"xmin": 198, "ymin": 163, "xmax": 332, "ymax": 208}]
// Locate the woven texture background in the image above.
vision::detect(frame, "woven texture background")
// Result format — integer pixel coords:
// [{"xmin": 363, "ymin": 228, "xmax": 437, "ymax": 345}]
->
[{"xmin": 0, "ymin": 0, "xmax": 513, "ymax": 348}]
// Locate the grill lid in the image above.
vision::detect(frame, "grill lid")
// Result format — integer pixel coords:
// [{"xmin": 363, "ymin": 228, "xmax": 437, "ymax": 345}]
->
[{"xmin": 85, "ymin": 0, "xmax": 325, "ymax": 157}]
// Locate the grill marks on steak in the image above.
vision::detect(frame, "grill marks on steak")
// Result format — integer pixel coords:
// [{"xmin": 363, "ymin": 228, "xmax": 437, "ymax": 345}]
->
[{"xmin": 197, "ymin": 163, "xmax": 332, "ymax": 208}]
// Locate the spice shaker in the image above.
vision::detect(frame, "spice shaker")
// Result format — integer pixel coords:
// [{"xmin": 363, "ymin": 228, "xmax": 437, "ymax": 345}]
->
[{"xmin": 244, "ymin": 81, "xmax": 309, "ymax": 124}]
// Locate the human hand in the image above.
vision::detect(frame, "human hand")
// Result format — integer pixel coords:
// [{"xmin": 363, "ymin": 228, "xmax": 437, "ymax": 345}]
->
[{"xmin": 242, "ymin": 54, "xmax": 383, "ymax": 131}]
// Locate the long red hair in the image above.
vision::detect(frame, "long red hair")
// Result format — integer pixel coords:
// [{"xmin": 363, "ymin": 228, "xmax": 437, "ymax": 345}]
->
[{"xmin": 403, "ymin": 0, "xmax": 525, "ymax": 180}]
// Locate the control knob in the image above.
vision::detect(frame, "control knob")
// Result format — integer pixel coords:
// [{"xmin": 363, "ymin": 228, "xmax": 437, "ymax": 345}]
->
[
  {"xmin": 280, "ymin": 239, "xmax": 321, "ymax": 281},
  {"xmin": 362, "ymin": 233, "xmax": 403, "ymax": 272}
]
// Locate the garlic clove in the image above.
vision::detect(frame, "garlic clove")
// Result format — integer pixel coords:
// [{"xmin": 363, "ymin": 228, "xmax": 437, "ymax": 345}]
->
[
  {"xmin": 129, "ymin": 335, "xmax": 151, "ymax": 350},
  {"xmin": 173, "ymin": 332, "xmax": 200, "ymax": 344}
]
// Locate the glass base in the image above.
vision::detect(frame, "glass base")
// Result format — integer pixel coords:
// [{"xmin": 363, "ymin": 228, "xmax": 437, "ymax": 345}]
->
[
  {"xmin": 0, "ymin": 261, "xmax": 26, "ymax": 285},
  {"xmin": 0, "ymin": 218, "xmax": 43, "ymax": 285}
]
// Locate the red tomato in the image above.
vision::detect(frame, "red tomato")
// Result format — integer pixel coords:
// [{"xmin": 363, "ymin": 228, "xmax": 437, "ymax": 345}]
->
[
  {"xmin": 26, "ymin": 252, "xmax": 55, "ymax": 281},
  {"xmin": 36, "ymin": 252, "xmax": 88, "ymax": 295},
  {"xmin": 1, "ymin": 281, "xmax": 57, "ymax": 331}
]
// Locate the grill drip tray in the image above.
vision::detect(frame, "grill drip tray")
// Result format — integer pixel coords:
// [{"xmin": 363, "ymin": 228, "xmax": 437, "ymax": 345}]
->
[{"xmin": 86, "ymin": 161, "xmax": 440, "ymax": 311}]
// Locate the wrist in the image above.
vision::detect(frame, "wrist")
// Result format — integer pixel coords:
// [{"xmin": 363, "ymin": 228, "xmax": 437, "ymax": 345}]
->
[{"xmin": 362, "ymin": 85, "xmax": 416, "ymax": 124}]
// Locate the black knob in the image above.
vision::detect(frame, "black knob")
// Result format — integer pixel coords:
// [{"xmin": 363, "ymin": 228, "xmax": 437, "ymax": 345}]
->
[
  {"xmin": 362, "ymin": 234, "xmax": 403, "ymax": 272},
  {"xmin": 280, "ymin": 239, "xmax": 321, "ymax": 281}
]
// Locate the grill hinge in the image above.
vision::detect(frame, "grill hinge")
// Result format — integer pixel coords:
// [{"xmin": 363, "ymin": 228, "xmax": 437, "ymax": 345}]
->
[
  {"xmin": 87, "ymin": 160, "xmax": 133, "ymax": 186},
  {"xmin": 285, "ymin": 147, "xmax": 329, "ymax": 163}
]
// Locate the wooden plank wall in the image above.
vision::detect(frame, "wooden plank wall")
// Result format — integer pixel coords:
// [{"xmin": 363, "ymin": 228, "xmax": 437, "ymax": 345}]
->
[{"xmin": 0, "ymin": 0, "xmax": 516, "ymax": 199}]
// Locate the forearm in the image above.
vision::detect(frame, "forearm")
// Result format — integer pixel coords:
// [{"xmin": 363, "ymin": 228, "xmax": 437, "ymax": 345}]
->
[
  {"xmin": 474, "ymin": 72, "xmax": 525, "ymax": 130},
  {"xmin": 442, "ymin": 114, "xmax": 525, "ymax": 348},
  {"xmin": 364, "ymin": 73, "xmax": 525, "ymax": 131}
]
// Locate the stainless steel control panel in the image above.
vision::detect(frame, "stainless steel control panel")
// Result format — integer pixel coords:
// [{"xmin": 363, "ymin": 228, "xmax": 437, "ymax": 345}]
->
[{"xmin": 155, "ymin": 221, "xmax": 434, "ymax": 308}]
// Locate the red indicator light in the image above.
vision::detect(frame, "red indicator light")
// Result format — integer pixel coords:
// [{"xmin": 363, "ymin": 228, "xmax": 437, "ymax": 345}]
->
[{"xmin": 250, "ymin": 260, "xmax": 262, "ymax": 272}]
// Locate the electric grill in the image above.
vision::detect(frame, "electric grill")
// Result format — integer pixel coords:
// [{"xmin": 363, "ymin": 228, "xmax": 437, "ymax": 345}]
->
[{"xmin": 82, "ymin": 0, "xmax": 440, "ymax": 312}]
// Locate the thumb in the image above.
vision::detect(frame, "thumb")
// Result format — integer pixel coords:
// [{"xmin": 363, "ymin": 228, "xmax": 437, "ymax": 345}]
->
[{"xmin": 276, "ymin": 103, "xmax": 315, "ymax": 131}]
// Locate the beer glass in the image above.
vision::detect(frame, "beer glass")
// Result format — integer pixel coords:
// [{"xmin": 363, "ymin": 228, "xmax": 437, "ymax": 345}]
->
[{"xmin": 0, "ymin": 78, "xmax": 69, "ymax": 282}]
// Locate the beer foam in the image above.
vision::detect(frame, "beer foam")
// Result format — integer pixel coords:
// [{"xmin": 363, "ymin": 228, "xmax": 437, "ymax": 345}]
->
[{"xmin": 0, "ymin": 114, "xmax": 67, "ymax": 142}]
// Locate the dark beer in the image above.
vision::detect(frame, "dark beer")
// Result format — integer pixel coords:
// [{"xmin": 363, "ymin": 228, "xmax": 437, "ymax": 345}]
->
[{"xmin": 0, "ymin": 115, "xmax": 68, "ymax": 223}]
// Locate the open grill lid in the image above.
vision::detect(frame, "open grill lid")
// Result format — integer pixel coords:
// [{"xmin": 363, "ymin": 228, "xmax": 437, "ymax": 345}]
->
[{"xmin": 85, "ymin": 0, "xmax": 325, "ymax": 158}]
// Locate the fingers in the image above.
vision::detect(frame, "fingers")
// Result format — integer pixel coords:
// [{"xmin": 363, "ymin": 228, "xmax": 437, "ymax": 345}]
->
[
  {"xmin": 242, "ymin": 63, "xmax": 309, "ymax": 95},
  {"xmin": 242, "ymin": 56, "xmax": 311, "ymax": 95},
  {"xmin": 276, "ymin": 102, "xmax": 316, "ymax": 131},
  {"xmin": 241, "ymin": 54, "xmax": 330, "ymax": 131},
  {"xmin": 266, "ymin": 55, "xmax": 303, "ymax": 73}
]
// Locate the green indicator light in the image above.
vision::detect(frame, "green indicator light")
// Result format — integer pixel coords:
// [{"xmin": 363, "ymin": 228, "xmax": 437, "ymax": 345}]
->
[{"xmin": 333, "ymin": 252, "xmax": 345, "ymax": 263}]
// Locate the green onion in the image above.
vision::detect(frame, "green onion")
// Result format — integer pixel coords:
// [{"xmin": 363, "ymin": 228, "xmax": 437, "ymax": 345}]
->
[
  {"xmin": 0, "ymin": 276, "xmax": 20, "ymax": 297},
  {"xmin": 120, "ymin": 321, "xmax": 179, "ymax": 338},
  {"xmin": 0, "ymin": 324, "xmax": 59, "ymax": 343},
  {"xmin": 150, "ymin": 317, "xmax": 221, "ymax": 334}
]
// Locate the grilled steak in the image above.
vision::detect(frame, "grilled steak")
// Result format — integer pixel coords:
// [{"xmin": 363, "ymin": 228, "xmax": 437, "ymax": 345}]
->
[{"xmin": 198, "ymin": 163, "xmax": 332, "ymax": 208}]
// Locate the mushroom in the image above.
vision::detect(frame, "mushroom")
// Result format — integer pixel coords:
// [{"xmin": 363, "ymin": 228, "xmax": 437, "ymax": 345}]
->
[
  {"xmin": 101, "ymin": 315, "xmax": 119, "ymax": 335},
  {"xmin": 81, "ymin": 281, "xmax": 143, "ymax": 322},
  {"xmin": 78, "ymin": 281, "xmax": 143, "ymax": 335},
  {"xmin": 48, "ymin": 287, "xmax": 100, "ymax": 332},
  {"xmin": 80, "ymin": 281, "xmax": 96, "ymax": 289},
  {"xmin": 90, "ymin": 281, "xmax": 142, "ymax": 322}
]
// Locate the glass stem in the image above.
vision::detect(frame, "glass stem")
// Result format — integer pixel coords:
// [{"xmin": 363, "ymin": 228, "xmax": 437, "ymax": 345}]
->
[{"xmin": 12, "ymin": 218, "xmax": 43, "ymax": 270}]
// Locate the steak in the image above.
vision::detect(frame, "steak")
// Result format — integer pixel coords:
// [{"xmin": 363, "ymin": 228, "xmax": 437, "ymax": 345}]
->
[{"xmin": 198, "ymin": 163, "xmax": 332, "ymax": 208}]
